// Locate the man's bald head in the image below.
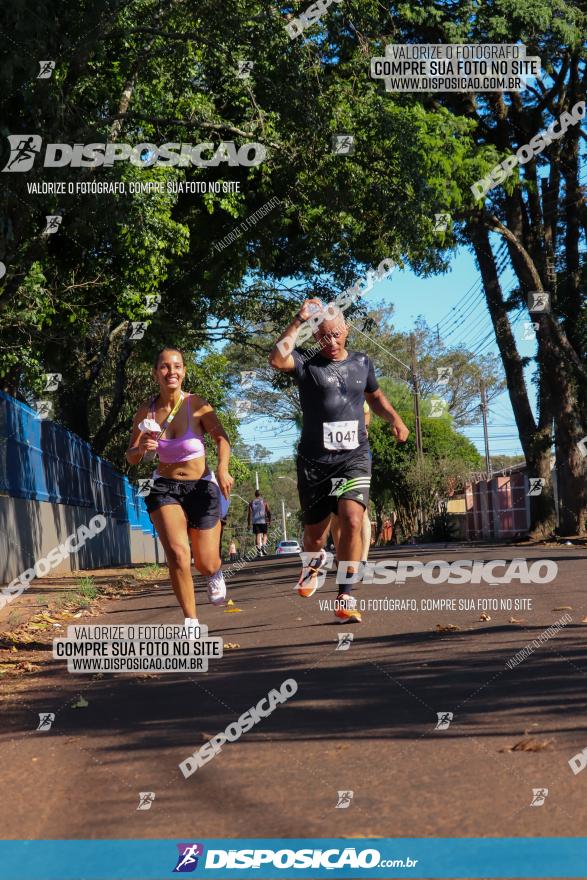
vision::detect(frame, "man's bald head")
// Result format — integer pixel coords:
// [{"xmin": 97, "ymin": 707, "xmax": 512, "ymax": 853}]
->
[
  {"xmin": 313, "ymin": 304, "xmax": 346, "ymax": 337},
  {"xmin": 313, "ymin": 304, "xmax": 348, "ymax": 358}
]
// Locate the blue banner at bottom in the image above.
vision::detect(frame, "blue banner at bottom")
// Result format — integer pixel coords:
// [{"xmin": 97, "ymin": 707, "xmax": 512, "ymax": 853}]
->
[{"xmin": 0, "ymin": 838, "xmax": 584, "ymax": 879}]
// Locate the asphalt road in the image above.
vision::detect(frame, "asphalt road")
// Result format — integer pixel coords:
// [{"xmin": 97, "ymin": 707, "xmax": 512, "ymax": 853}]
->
[{"xmin": 2, "ymin": 543, "xmax": 587, "ymax": 845}]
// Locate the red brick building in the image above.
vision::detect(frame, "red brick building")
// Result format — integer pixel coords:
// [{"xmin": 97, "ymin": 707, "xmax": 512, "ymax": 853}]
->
[{"xmin": 462, "ymin": 463, "xmax": 558, "ymax": 540}]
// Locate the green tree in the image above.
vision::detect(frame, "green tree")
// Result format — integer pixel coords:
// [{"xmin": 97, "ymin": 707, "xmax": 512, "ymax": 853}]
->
[
  {"xmin": 0, "ymin": 0, "xmax": 482, "ymax": 461},
  {"xmin": 369, "ymin": 385, "xmax": 482, "ymax": 540},
  {"xmin": 1, "ymin": 0, "xmax": 585, "ymax": 536},
  {"xmin": 319, "ymin": 0, "xmax": 587, "ymax": 534}
]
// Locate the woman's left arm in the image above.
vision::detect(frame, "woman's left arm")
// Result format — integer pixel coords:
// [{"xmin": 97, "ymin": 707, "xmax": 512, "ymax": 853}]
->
[{"xmin": 200, "ymin": 403, "xmax": 234, "ymax": 499}]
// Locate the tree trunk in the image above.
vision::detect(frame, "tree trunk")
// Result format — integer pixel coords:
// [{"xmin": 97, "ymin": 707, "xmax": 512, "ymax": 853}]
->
[
  {"xmin": 468, "ymin": 222, "xmax": 556, "ymax": 535},
  {"xmin": 554, "ymin": 385, "xmax": 587, "ymax": 536},
  {"xmin": 58, "ymin": 381, "xmax": 91, "ymax": 441},
  {"xmin": 92, "ymin": 335, "xmax": 134, "ymax": 455}
]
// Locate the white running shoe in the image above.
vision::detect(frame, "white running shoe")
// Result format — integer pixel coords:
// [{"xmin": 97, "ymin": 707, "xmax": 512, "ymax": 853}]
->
[
  {"xmin": 297, "ymin": 548, "xmax": 329, "ymax": 598},
  {"xmin": 334, "ymin": 593, "xmax": 362, "ymax": 622},
  {"xmin": 184, "ymin": 617, "xmax": 201, "ymax": 640},
  {"xmin": 206, "ymin": 570, "xmax": 227, "ymax": 606}
]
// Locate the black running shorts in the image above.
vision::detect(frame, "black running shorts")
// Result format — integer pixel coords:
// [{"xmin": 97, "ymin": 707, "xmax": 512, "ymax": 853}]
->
[
  {"xmin": 144, "ymin": 477, "xmax": 221, "ymax": 530},
  {"xmin": 252, "ymin": 523, "xmax": 268, "ymax": 534},
  {"xmin": 296, "ymin": 448, "xmax": 371, "ymax": 525}
]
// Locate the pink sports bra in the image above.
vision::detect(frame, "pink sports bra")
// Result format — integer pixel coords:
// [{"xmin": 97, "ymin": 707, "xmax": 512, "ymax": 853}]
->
[{"xmin": 150, "ymin": 395, "xmax": 206, "ymax": 463}]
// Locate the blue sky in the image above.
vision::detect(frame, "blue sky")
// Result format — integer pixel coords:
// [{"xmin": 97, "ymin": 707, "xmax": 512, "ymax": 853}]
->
[{"xmin": 239, "ymin": 243, "xmax": 537, "ymax": 462}]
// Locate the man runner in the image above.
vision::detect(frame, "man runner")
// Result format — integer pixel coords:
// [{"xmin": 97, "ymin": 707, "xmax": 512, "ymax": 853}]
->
[
  {"xmin": 269, "ymin": 299, "xmax": 409, "ymax": 621},
  {"xmin": 248, "ymin": 490, "xmax": 272, "ymax": 556},
  {"xmin": 330, "ymin": 401, "xmax": 373, "ymax": 567}
]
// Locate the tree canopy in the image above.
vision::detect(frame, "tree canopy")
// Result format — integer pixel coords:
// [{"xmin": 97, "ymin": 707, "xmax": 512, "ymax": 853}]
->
[{"xmin": 0, "ymin": 0, "xmax": 585, "ymax": 533}]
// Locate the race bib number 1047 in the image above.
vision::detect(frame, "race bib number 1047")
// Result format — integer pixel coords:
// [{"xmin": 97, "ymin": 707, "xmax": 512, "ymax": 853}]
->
[{"xmin": 323, "ymin": 420, "xmax": 359, "ymax": 451}]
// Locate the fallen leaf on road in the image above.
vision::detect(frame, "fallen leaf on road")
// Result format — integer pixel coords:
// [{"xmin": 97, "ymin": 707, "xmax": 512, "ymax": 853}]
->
[
  {"xmin": 226, "ymin": 599, "xmax": 235, "ymax": 606},
  {"xmin": 553, "ymin": 606, "xmax": 572, "ymax": 611},
  {"xmin": 224, "ymin": 607, "xmax": 242, "ymax": 613},
  {"xmin": 435, "ymin": 624, "xmax": 460, "ymax": 632},
  {"xmin": 224, "ymin": 642, "xmax": 240, "ymax": 649},
  {"xmin": 581, "ymin": 617, "xmax": 587, "ymax": 624},
  {"xmin": 0, "ymin": 631, "xmax": 33, "ymax": 647},
  {"xmin": 0, "ymin": 660, "xmax": 40, "ymax": 675},
  {"xmin": 501, "ymin": 737, "xmax": 554, "ymax": 752},
  {"xmin": 39, "ymin": 613, "xmax": 62, "ymax": 624},
  {"xmin": 71, "ymin": 696, "xmax": 88, "ymax": 708},
  {"xmin": 509, "ymin": 617, "xmax": 526, "ymax": 624},
  {"xmin": 111, "ymin": 578, "xmax": 136, "ymax": 589},
  {"xmin": 479, "ymin": 613, "xmax": 491, "ymax": 621}
]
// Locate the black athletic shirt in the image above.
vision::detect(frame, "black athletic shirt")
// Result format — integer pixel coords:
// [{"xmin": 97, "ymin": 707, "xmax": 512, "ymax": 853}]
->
[{"xmin": 291, "ymin": 349, "xmax": 379, "ymax": 462}]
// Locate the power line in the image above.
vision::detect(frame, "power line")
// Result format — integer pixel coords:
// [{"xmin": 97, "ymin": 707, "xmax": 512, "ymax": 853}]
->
[
  {"xmin": 435, "ymin": 242, "xmax": 510, "ymax": 337},
  {"xmin": 434, "ymin": 241, "xmax": 507, "ymax": 330}
]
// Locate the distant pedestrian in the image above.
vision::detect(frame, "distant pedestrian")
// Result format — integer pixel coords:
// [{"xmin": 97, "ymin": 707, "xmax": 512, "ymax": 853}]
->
[
  {"xmin": 229, "ymin": 540, "xmax": 238, "ymax": 562},
  {"xmin": 248, "ymin": 490, "xmax": 272, "ymax": 556}
]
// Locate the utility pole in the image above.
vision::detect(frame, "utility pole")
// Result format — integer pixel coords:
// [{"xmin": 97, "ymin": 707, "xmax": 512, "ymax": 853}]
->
[
  {"xmin": 480, "ymin": 381, "xmax": 492, "ymax": 480},
  {"xmin": 255, "ymin": 470, "xmax": 259, "ymax": 491},
  {"xmin": 281, "ymin": 499, "xmax": 287, "ymax": 541},
  {"xmin": 409, "ymin": 333, "xmax": 423, "ymax": 460}
]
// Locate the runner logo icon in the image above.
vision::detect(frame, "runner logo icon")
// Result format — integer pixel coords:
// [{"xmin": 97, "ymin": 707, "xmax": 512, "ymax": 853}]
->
[
  {"xmin": 336, "ymin": 790, "xmax": 354, "ymax": 808},
  {"xmin": 530, "ymin": 788, "xmax": 548, "ymax": 807},
  {"xmin": 2, "ymin": 135, "xmax": 42, "ymax": 172},
  {"xmin": 36, "ymin": 712, "xmax": 55, "ymax": 731},
  {"xmin": 336, "ymin": 632, "xmax": 354, "ymax": 651},
  {"xmin": 136, "ymin": 792, "xmax": 155, "ymax": 811},
  {"xmin": 173, "ymin": 843, "xmax": 204, "ymax": 872},
  {"xmin": 435, "ymin": 712, "xmax": 453, "ymax": 730},
  {"xmin": 37, "ymin": 61, "xmax": 56, "ymax": 79},
  {"xmin": 299, "ymin": 552, "xmax": 334, "ymax": 591}
]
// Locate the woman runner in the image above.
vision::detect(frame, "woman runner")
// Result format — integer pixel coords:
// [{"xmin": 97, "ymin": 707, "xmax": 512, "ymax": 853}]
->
[{"xmin": 126, "ymin": 347, "xmax": 234, "ymax": 633}]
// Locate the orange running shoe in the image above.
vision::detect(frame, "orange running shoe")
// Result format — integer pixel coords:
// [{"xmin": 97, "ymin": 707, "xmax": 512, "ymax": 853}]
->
[
  {"xmin": 334, "ymin": 593, "xmax": 362, "ymax": 622},
  {"xmin": 296, "ymin": 549, "xmax": 328, "ymax": 598}
]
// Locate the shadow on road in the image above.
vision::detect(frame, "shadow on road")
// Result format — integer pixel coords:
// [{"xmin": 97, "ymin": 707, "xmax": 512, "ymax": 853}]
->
[{"xmin": 5, "ymin": 617, "xmax": 587, "ymax": 759}]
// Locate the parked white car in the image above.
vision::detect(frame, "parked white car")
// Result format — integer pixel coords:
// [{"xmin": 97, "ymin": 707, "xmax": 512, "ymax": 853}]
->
[{"xmin": 276, "ymin": 540, "xmax": 302, "ymax": 555}]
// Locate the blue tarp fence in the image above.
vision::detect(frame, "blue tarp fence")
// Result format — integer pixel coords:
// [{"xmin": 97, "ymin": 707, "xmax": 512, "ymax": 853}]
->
[{"xmin": 0, "ymin": 390, "xmax": 154, "ymax": 535}]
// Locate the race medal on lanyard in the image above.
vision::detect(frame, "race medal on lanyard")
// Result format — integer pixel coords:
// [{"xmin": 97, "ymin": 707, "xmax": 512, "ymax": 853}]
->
[
  {"xmin": 143, "ymin": 392, "xmax": 185, "ymax": 462},
  {"xmin": 323, "ymin": 420, "xmax": 359, "ymax": 451}
]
